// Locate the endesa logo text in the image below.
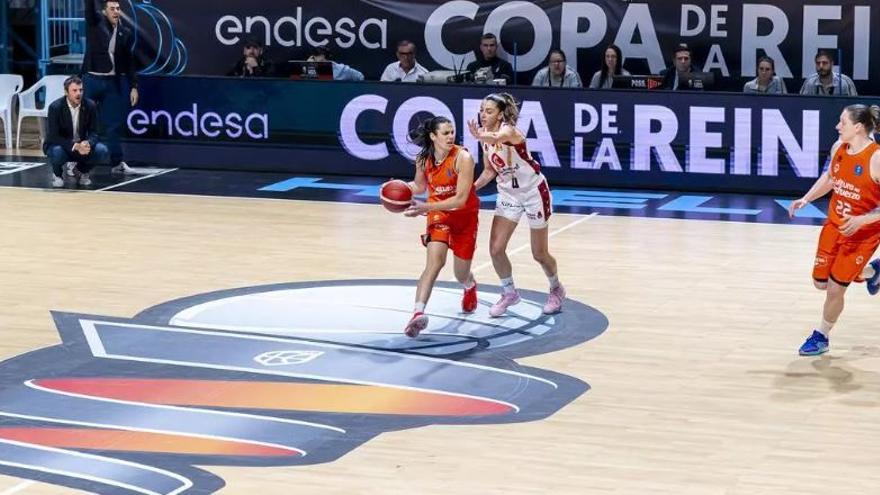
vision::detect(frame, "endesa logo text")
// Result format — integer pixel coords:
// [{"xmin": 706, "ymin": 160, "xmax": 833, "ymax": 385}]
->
[{"xmin": 127, "ymin": 104, "xmax": 269, "ymax": 140}]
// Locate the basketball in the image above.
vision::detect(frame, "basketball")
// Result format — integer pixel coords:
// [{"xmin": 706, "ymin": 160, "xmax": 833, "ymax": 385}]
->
[{"xmin": 380, "ymin": 180, "xmax": 413, "ymax": 213}]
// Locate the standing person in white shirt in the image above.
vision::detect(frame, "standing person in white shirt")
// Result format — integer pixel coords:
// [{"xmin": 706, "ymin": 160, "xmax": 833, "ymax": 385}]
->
[{"xmin": 380, "ymin": 40, "xmax": 429, "ymax": 82}]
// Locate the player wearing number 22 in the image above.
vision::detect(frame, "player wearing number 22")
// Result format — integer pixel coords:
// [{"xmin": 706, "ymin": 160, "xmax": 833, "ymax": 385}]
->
[
  {"xmin": 789, "ymin": 104, "xmax": 880, "ymax": 356},
  {"xmin": 468, "ymin": 93, "xmax": 566, "ymax": 317}
]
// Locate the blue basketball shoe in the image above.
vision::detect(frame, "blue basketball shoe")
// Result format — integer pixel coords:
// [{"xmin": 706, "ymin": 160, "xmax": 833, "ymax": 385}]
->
[
  {"xmin": 866, "ymin": 259, "xmax": 880, "ymax": 295},
  {"xmin": 798, "ymin": 330, "xmax": 829, "ymax": 356}
]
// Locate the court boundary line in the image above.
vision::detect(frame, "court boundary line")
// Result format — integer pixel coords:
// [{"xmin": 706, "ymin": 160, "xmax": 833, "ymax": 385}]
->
[
  {"xmin": 0, "ymin": 163, "xmax": 46, "ymax": 176},
  {"xmin": 464, "ymin": 212, "xmax": 599, "ymax": 279},
  {"xmin": 95, "ymin": 168, "xmax": 179, "ymax": 192},
  {"xmin": 0, "ymin": 183, "xmax": 821, "ymax": 228},
  {"xmin": 10, "ymin": 184, "xmax": 598, "ymax": 219},
  {"xmin": 0, "ymin": 480, "xmax": 34, "ymax": 495}
]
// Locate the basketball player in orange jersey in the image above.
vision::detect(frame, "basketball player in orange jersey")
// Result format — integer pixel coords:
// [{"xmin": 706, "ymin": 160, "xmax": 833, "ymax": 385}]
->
[
  {"xmin": 466, "ymin": 93, "xmax": 565, "ymax": 317},
  {"xmin": 397, "ymin": 116, "xmax": 480, "ymax": 338},
  {"xmin": 789, "ymin": 104, "xmax": 880, "ymax": 356}
]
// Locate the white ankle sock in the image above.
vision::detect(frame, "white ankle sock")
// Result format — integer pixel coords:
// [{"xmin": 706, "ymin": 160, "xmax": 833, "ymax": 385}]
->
[
  {"xmin": 500, "ymin": 277, "xmax": 516, "ymax": 293},
  {"xmin": 548, "ymin": 274, "xmax": 560, "ymax": 290},
  {"xmin": 817, "ymin": 319, "xmax": 835, "ymax": 335},
  {"xmin": 415, "ymin": 302, "xmax": 426, "ymax": 313}
]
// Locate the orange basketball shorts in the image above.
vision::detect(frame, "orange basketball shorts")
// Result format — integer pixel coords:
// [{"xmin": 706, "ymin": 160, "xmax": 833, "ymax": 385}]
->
[
  {"xmin": 813, "ymin": 223, "xmax": 880, "ymax": 286},
  {"xmin": 420, "ymin": 208, "xmax": 479, "ymax": 260}
]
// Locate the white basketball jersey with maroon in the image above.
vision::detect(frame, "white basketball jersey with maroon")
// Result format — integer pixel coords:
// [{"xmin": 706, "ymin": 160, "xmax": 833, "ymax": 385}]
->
[
  {"xmin": 481, "ymin": 133, "xmax": 544, "ymax": 193},
  {"xmin": 481, "ymin": 130, "xmax": 553, "ymax": 229}
]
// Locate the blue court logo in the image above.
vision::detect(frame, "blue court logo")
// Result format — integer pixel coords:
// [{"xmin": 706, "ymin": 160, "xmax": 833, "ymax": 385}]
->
[{"xmin": 0, "ymin": 280, "xmax": 607, "ymax": 494}]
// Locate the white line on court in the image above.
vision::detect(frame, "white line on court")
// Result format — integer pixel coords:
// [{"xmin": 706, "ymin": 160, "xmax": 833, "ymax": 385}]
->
[
  {"xmin": 0, "ymin": 163, "xmax": 45, "ymax": 176},
  {"xmin": 454, "ymin": 212, "xmax": 599, "ymax": 280},
  {"xmin": 0, "ymin": 481, "xmax": 34, "ymax": 495},
  {"xmin": 96, "ymin": 168, "xmax": 179, "ymax": 192}
]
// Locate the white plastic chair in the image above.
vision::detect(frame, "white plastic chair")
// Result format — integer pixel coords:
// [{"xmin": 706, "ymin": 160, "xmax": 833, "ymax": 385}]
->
[
  {"xmin": 16, "ymin": 75, "xmax": 69, "ymax": 149},
  {"xmin": 0, "ymin": 74, "xmax": 24, "ymax": 150}
]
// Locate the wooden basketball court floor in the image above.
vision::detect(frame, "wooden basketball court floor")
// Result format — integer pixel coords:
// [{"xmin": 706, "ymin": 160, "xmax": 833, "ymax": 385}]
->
[{"xmin": 1, "ymin": 161, "xmax": 880, "ymax": 493}]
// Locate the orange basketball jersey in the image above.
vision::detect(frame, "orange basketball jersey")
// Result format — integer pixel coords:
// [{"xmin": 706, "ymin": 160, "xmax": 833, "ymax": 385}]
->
[
  {"xmin": 424, "ymin": 145, "xmax": 479, "ymax": 211},
  {"xmin": 827, "ymin": 141, "xmax": 880, "ymax": 239}
]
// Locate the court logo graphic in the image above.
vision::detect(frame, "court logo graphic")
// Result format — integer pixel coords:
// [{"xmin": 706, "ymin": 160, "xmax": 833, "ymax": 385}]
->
[
  {"xmin": 254, "ymin": 350, "xmax": 324, "ymax": 366},
  {"xmin": 0, "ymin": 280, "xmax": 607, "ymax": 494}
]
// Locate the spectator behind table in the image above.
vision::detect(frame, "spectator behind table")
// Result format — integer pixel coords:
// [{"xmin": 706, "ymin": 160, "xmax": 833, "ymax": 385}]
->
[
  {"xmin": 44, "ymin": 76, "xmax": 109, "ymax": 187},
  {"xmin": 531, "ymin": 49, "xmax": 582, "ymax": 88},
  {"xmin": 227, "ymin": 38, "xmax": 275, "ymax": 77},
  {"xmin": 307, "ymin": 46, "xmax": 364, "ymax": 81},
  {"xmin": 589, "ymin": 44, "xmax": 631, "ymax": 89},
  {"xmin": 81, "ymin": 0, "xmax": 138, "ymax": 175},
  {"xmin": 800, "ymin": 50, "xmax": 857, "ymax": 96},
  {"xmin": 743, "ymin": 56, "xmax": 787, "ymax": 94},
  {"xmin": 659, "ymin": 44, "xmax": 699, "ymax": 90},
  {"xmin": 381, "ymin": 40, "xmax": 429, "ymax": 82},
  {"xmin": 466, "ymin": 33, "xmax": 514, "ymax": 83}
]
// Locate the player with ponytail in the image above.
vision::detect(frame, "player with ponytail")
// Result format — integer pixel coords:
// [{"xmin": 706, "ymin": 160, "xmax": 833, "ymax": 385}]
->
[
  {"xmin": 396, "ymin": 116, "xmax": 480, "ymax": 337},
  {"xmin": 789, "ymin": 103, "xmax": 880, "ymax": 355},
  {"xmin": 468, "ymin": 93, "xmax": 567, "ymax": 316}
]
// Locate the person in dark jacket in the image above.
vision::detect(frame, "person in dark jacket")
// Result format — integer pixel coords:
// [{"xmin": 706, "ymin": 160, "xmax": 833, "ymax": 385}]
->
[
  {"xmin": 227, "ymin": 38, "xmax": 276, "ymax": 78},
  {"xmin": 44, "ymin": 76, "xmax": 109, "ymax": 187},
  {"xmin": 659, "ymin": 44, "xmax": 698, "ymax": 90},
  {"xmin": 466, "ymin": 33, "xmax": 514, "ymax": 83},
  {"xmin": 81, "ymin": 0, "xmax": 139, "ymax": 175}
]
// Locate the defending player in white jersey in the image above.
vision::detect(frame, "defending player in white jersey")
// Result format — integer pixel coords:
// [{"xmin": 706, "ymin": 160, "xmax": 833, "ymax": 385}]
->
[{"xmin": 468, "ymin": 93, "xmax": 566, "ymax": 316}]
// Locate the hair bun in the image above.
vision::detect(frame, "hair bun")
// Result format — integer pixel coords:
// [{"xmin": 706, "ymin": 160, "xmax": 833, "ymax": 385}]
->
[{"xmin": 870, "ymin": 105, "xmax": 880, "ymax": 125}]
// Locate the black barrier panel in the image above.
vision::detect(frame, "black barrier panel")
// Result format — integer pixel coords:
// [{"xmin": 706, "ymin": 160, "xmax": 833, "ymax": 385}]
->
[
  {"xmin": 123, "ymin": 76, "xmax": 878, "ymax": 195},
  {"xmin": 131, "ymin": 0, "xmax": 879, "ymax": 94}
]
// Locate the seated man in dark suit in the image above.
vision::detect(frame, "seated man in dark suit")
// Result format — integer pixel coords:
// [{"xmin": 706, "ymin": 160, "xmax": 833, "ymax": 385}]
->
[
  {"xmin": 660, "ymin": 44, "xmax": 699, "ymax": 90},
  {"xmin": 44, "ymin": 76, "xmax": 109, "ymax": 187}
]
